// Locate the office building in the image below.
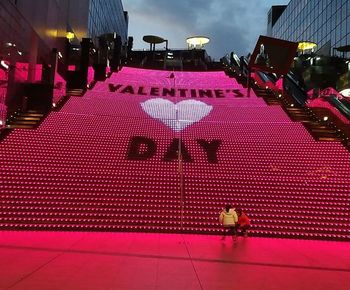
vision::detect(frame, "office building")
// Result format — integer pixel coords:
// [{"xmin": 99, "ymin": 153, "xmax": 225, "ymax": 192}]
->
[
  {"xmin": 268, "ymin": 0, "xmax": 350, "ymax": 56},
  {"xmin": 0, "ymin": 0, "xmax": 128, "ymax": 123},
  {"xmin": 0, "ymin": 0, "xmax": 128, "ymax": 75}
]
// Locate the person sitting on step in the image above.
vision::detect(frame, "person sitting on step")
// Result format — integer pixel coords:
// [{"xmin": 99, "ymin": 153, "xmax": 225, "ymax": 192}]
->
[{"xmin": 235, "ymin": 208, "xmax": 251, "ymax": 237}]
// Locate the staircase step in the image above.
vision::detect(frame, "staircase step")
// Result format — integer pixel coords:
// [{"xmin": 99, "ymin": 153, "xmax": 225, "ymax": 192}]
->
[
  {"xmin": 16, "ymin": 116, "xmax": 42, "ymax": 121},
  {"xmin": 0, "ymin": 68, "xmax": 349, "ymax": 241},
  {"xmin": 9, "ymin": 120, "xmax": 38, "ymax": 125},
  {"xmin": 6, "ymin": 124, "xmax": 36, "ymax": 129},
  {"xmin": 22, "ymin": 113, "xmax": 44, "ymax": 117}
]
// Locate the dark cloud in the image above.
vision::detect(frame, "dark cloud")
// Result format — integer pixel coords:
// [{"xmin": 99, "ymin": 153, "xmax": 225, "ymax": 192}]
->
[
  {"xmin": 204, "ymin": 22, "xmax": 250, "ymax": 60},
  {"xmin": 124, "ymin": 0, "xmax": 289, "ymax": 59},
  {"xmin": 140, "ymin": 0, "xmax": 212, "ymax": 21}
]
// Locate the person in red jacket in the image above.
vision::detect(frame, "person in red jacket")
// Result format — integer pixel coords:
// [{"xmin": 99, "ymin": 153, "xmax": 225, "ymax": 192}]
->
[{"xmin": 235, "ymin": 208, "xmax": 251, "ymax": 237}]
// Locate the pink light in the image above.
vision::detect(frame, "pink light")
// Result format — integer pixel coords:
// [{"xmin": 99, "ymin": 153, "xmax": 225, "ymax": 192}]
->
[
  {"xmin": 14, "ymin": 62, "xmax": 43, "ymax": 82},
  {"xmin": 0, "ymin": 66, "xmax": 350, "ymax": 239},
  {"xmin": 87, "ymin": 66, "xmax": 94, "ymax": 84}
]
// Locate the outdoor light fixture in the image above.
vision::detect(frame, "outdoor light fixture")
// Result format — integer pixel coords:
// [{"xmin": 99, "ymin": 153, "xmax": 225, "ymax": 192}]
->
[
  {"xmin": 339, "ymin": 88, "xmax": 350, "ymax": 97},
  {"xmin": 323, "ymin": 116, "xmax": 329, "ymax": 121},
  {"xmin": 297, "ymin": 41, "xmax": 317, "ymax": 52},
  {"xmin": 0, "ymin": 60, "xmax": 9, "ymax": 71},
  {"xmin": 166, "ymin": 52, "xmax": 174, "ymax": 59},
  {"xmin": 66, "ymin": 32, "xmax": 75, "ymax": 40},
  {"xmin": 186, "ymin": 36, "xmax": 210, "ymax": 49},
  {"xmin": 5, "ymin": 42, "xmax": 15, "ymax": 48}
]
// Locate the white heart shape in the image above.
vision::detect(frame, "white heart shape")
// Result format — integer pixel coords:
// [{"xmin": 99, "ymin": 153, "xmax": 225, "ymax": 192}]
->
[{"xmin": 141, "ymin": 98, "xmax": 213, "ymax": 131}]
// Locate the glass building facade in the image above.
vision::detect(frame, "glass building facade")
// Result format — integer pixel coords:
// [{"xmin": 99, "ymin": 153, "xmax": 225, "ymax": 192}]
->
[
  {"xmin": 0, "ymin": 0, "xmax": 128, "ymax": 65},
  {"xmin": 88, "ymin": 0, "xmax": 128, "ymax": 44},
  {"xmin": 0, "ymin": 0, "xmax": 128, "ymax": 124},
  {"xmin": 268, "ymin": 0, "xmax": 350, "ymax": 57}
]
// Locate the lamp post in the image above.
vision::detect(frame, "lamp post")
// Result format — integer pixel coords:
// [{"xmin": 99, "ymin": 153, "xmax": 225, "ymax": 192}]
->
[{"xmin": 169, "ymin": 72, "xmax": 184, "ymax": 229}]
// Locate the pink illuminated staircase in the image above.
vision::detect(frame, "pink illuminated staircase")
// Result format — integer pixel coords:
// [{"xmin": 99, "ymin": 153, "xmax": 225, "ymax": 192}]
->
[{"xmin": 0, "ymin": 67, "xmax": 349, "ymax": 240}]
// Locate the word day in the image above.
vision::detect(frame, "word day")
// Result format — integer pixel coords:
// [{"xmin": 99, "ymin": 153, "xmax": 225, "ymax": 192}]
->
[{"xmin": 127, "ymin": 136, "xmax": 222, "ymax": 164}]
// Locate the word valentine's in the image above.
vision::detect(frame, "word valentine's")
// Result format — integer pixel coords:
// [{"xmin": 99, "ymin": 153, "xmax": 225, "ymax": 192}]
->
[{"xmin": 108, "ymin": 84, "xmax": 244, "ymax": 98}]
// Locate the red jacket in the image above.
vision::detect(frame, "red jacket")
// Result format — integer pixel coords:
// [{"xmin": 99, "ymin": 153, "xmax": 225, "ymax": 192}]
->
[{"xmin": 238, "ymin": 213, "xmax": 250, "ymax": 226}]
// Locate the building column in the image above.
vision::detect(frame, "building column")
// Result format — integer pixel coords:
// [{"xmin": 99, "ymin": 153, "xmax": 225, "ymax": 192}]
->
[{"xmin": 27, "ymin": 31, "xmax": 39, "ymax": 83}]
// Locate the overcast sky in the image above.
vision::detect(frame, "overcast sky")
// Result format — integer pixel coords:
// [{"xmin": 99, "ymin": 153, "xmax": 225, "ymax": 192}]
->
[{"xmin": 123, "ymin": 0, "xmax": 290, "ymax": 60}]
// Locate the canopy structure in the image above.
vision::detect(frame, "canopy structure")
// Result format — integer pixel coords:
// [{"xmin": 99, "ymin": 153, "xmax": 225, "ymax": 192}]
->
[
  {"xmin": 297, "ymin": 41, "xmax": 317, "ymax": 53},
  {"xmin": 186, "ymin": 36, "xmax": 210, "ymax": 49},
  {"xmin": 143, "ymin": 35, "xmax": 168, "ymax": 50},
  {"xmin": 335, "ymin": 45, "xmax": 350, "ymax": 52}
]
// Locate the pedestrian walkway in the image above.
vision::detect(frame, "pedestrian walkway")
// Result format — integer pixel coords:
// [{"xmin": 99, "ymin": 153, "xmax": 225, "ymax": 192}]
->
[{"xmin": 0, "ymin": 231, "xmax": 349, "ymax": 290}]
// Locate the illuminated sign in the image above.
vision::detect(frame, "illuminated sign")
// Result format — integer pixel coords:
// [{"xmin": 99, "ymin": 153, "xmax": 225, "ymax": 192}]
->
[
  {"xmin": 108, "ymin": 83, "xmax": 245, "ymax": 99},
  {"xmin": 64, "ymin": 67, "xmax": 287, "ymax": 164},
  {"xmin": 140, "ymin": 98, "xmax": 213, "ymax": 132}
]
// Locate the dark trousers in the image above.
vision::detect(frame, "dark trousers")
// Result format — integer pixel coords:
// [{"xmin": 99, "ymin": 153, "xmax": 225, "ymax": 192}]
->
[
  {"xmin": 223, "ymin": 225, "xmax": 236, "ymax": 236},
  {"xmin": 235, "ymin": 224, "xmax": 250, "ymax": 235}
]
